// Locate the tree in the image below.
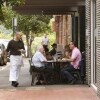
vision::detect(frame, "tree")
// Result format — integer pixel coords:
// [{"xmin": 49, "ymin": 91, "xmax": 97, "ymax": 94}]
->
[
  {"xmin": 0, "ymin": 0, "xmax": 24, "ymax": 22},
  {"xmin": 17, "ymin": 15, "xmax": 51, "ymax": 57},
  {"xmin": 2, "ymin": 7, "xmax": 51, "ymax": 57}
]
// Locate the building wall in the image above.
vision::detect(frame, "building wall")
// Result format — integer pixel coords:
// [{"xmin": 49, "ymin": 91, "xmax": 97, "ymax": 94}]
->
[
  {"xmin": 86, "ymin": 0, "xmax": 100, "ymax": 98},
  {"xmin": 78, "ymin": 6, "xmax": 85, "ymax": 52},
  {"xmin": 96, "ymin": 0, "xmax": 100, "ymax": 97},
  {"xmin": 53, "ymin": 15, "xmax": 72, "ymax": 48},
  {"xmin": 85, "ymin": 0, "xmax": 91, "ymax": 85}
]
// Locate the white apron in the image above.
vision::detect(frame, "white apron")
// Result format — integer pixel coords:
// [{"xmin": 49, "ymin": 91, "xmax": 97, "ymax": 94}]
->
[{"xmin": 9, "ymin": 55, "xmax": 23, "ymax": 81}]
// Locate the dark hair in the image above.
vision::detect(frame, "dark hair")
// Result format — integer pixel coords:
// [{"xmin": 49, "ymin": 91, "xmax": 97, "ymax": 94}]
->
[
  {"xmin": 64, "ymin": 44, "xmax": 70, "ymax": 50},
  {"xmin": 71, "ymin": 41, "xmax": 77, "ymax": 47},
  {"xmin": 51, "ymin": 43, "xmax": 57, "ymax": 47}
]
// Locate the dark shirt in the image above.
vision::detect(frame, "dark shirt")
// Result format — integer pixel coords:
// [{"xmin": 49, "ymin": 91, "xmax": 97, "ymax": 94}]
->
[
  {"xmin": 6, "ymin": 39, "xmax": 25, "ymax": 56},
  {"xmin": 50, "ymin": 49, "xmax": 56, "ymax": 56}
]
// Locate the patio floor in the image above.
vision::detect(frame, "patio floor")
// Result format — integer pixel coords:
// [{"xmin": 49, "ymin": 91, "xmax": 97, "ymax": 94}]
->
[{"xmin": 0, "ymin": 85, "xmax": 99, "ymax": 100}]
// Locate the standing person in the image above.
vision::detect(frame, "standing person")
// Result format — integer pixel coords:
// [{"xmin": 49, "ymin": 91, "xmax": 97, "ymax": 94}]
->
[
  {"xmin": 42, "ymin": 34, "xmax": 49, "ymax": 53},
  {"xmin": 61, "ymin": 41, "xmax": 82, "ymax": 84},
  {"xmin": 6, "ymin": 32, "xmax": 25, "ymax": 87}
]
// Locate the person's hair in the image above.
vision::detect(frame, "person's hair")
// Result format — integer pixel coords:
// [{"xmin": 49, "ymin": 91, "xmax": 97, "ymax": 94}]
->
[
  {"xmin": 37, "ymin": 45, "xmax": 43, "ymax": 51},
  {"xmin": 71, "ymin": 41, "xmax": 77, "ymax": 47}
]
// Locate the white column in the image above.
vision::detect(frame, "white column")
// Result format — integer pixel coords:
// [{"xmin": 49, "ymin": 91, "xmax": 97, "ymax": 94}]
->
[{"xmin": 90, "ymin": 0, "xmax": 97, "ymax": 91}]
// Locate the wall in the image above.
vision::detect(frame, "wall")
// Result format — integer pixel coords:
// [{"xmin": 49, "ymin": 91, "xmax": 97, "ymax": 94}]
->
[
  {"xmin": 53, "ymin": 15, "xmax": 72, "ymax": 48},
  {"xmin": 96, "ymin": 0, "xmax": 100, "ymax": 97},
  {"xmin": 85, "ymin": 0, "xmax": 91, "ymax": 85}
]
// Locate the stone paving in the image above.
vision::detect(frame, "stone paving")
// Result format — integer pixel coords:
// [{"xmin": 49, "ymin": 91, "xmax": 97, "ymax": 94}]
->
[
  {"xmin": 0, "ymin": 58, "xmax": 99, "ymax": 100},
  {"xmin": 0, "ymin": 85, "xmax": 99, "ymax": 100}
]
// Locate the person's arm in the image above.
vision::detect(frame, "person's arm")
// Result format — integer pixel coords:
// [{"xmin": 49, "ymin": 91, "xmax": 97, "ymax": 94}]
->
[
  {"xmin": 19, "ymin": 41, "xmax": 26, "ymax": 54},
  {"xmin": 5, "ymin": 41, "xmax": 11, "ymax": 57},
  {"xmin": 39, "ymin": 53, "xmax": 47, "ymax": 62},
  {"xmin": 62, "ymin": 51, "xmax": 77, "ymax": 62},
  {"xmin": 63, "ymin": 58, "xmax": 75, "ymax": 62}
]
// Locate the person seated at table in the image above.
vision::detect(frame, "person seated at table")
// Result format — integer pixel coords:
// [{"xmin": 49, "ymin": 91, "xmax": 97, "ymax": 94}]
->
[
  {"xmin": 59, "ymin": 50, "xmax": 71, "ymax": 68},
  {"xmin": 32, "ymin": 45, "xmax": 53, "ymax": 85},
  {"xmin": 58, "ymin": 44, "xmax": 71, "ymax": 61},
  {"xmin": 49, "ymin": 43, "xmax": 57, "ymax": 56},
  {"xmin": 46, "ymin": 52, "xmax": 53, "ymax": 60},
  {"xmin": 61, "ymin": 41, "xmax": 82, "ymax": 84},
  {"xmin": 62, "ymin": 50, "xmax": 71, "ymax": 60}
]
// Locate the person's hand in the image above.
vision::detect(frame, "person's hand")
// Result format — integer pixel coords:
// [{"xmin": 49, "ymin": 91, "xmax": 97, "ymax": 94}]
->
[
  {"xmin": 62, "ymin": 58, "xmax": 67, "ymax": 61},
  {"xmin": 19, "ymin": 49, "xmax": 25, "ymax": 54},
  {"xmin": 57, "ymin": 58, "xmax": 62, "ymax": 62}
]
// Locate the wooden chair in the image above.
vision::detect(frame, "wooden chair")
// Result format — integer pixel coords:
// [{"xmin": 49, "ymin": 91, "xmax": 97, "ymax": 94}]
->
[
  {"xmin": 31, "ymin": 66, "xmax": 47, "ymax": 86},
  {"xmin": 29, "ymin": 60, "xmax": 47, "ymax": 86}
]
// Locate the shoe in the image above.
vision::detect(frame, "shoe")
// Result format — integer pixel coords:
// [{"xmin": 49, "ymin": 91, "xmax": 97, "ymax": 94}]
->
[
  {"xmin": 40, "ymin": 80, "xmax": 46, "ymax": 85},
  {"xmin": 12, "ymin": 81, "xmax": 19, "ymax": 87},
  {"xmin": 69, "ymin": 79, "xmax": 76, "ymax": 85},
  {"xmin": 36, "ymin": 81, "xmax": 42, "ymax": 85}
]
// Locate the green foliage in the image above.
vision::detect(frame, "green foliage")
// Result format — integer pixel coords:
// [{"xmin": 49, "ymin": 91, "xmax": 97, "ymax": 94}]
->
[
  {"xmin": 0, "ymin": 0, "xmax": 24, "ymax": 22},
  {"xmin": 2, "ymin": 7, "xmax": 15, "ymax": 29},
  {"xmin": 18, "ymin": 15, "xmax": 51, "ymax": 34},
  {"xmin": 0, "ymin": 32, "xmax": 12, "ymax": 39},
  {"xmin": 0, "ymin": 0, "xmax": 25, "ymax": 5},
  {"xmin": 31, "ymin": 32, "xmax": 56, "ymax": 54},
  {"xmin": 2, "ymin": 6, "xmax": 52, "ymax": 36},
  {"xmin": 7, "ymin": 0, "xmax": 25, "ymax": 5}
]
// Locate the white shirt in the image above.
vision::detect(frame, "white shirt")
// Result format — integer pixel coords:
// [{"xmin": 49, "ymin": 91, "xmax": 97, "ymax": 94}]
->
[
  {"xmin": 32, "ymin": 51, "xmax": 47, "ymax": 68},
  {"xmin": 42, "ymin": 37, "xmax": 49, "ymax": 45}
]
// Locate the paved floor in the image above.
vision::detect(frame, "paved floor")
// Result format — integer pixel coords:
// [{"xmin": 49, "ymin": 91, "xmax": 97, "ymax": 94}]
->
[
  {"xmin": 0, "ymin": 85, "xmax": 99, "ymax": 100},
  {"xmin": 0, "ymin": 58, "xmax": 99, "ymax": 100}
]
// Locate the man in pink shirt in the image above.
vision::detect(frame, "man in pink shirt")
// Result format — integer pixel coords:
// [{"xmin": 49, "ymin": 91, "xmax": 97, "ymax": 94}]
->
[{"xmin": 61, "ymin": 41, "xmax": 82, "ymax": 84}]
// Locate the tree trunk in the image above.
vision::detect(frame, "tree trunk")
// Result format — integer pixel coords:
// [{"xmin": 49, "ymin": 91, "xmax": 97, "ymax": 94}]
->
[
  {"xmin": 0, "ymin": 4, "xmax": 4, "ymax": 22},
  {"xmin": 26, "ymin": 32, "xmax": 32, "ymax": 58}
]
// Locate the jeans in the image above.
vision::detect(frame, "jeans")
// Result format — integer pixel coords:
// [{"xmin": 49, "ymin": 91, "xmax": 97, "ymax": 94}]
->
[{"xmin": 61, "ymin": 64, "xmax": 75, "ymax": 82}]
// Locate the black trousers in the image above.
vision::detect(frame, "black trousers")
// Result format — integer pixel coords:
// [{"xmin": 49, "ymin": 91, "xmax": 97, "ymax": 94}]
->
[{"xmin": 33, "ymin": 66, "xmax": 53, "ymax": 82}]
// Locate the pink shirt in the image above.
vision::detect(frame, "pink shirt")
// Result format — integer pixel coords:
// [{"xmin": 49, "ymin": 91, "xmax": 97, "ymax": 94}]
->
[{"xmin": 71, "ymin": 47, "xmax": 81, "ymax": 69}]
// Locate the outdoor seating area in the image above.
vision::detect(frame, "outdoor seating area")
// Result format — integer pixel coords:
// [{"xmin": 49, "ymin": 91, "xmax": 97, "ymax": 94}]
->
[
  {"xmin": 29, "ymin": 56, "xmax": 86, "ymax": 86},
  {"xmin": 1, "ymin": 0, "xmax": 100, "ymax": 99}
]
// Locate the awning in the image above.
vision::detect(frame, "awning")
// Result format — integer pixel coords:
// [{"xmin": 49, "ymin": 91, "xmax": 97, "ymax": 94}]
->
[{"xmin": 13, "ymin": 0, "xmax": 85, "ymax": 15}]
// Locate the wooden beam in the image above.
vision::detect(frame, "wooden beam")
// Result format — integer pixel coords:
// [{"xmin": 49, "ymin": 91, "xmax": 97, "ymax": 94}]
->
[
  {"xmin": 13, "ymin": 6, "xmax": 79, "ymax": 15},
  {"xmin": 25, "ymin": 0, "xmax": 85, "ymax": 6},
  {"xmin": 12, "ymin": 0, "xmax": 85, "ymax": 15}
]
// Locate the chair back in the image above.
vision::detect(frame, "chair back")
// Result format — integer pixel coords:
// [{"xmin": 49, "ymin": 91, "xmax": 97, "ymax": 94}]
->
[
  {"xmin": 78, "ymin": 59, "xmax": 85, "ymax": 77},
  {"xmin": 56, "ymin": 44, "xmax": 64, "ymax": 58}
]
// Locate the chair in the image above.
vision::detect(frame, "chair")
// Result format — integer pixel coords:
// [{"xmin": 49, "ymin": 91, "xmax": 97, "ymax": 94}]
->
[
  {"xmin": 29, "ymin": 60, "xmax": 33, "ymax": 75},
  {"xmin": 71, "ymin": 59, "xmax": 85, "ymax": 84},
  {"xmin": 29, "ymin": 55, "xmax": 34, "ymax": 75},
  {"xmin": 29, "ymin": 60, "xmax": 47, "ymax": 86},
  {"xmin": 56, "ymin": 44, "xmax": 64, "ymax": 58}
]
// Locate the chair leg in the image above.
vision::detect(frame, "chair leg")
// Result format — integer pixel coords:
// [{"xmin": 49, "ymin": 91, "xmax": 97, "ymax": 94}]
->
[
  {"xmin": 81, "ymin": 76, "xmax": 85, "ymax": 84},
  {"xmin": 72, "ymin": 72, "xmax": 82, "ymax": 84},
  {"xmin": 42, "ymin": 73, "xmax": 47, "ymax": 84},
  {"xmin": 31, "ymin": 72, "xmax": 37, "ymax": 86}
]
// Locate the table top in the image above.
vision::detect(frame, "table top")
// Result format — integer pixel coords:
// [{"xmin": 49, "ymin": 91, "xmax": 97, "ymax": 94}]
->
[{"xmin": 46, "ymin": 60, "xmax": 69, "ymax": 63}]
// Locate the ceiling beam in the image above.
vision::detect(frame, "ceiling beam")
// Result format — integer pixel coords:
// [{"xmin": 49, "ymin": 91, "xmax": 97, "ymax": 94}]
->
[
  {"xmin": 13, "ymin": 6, "xmax": 79, "ymax": 15},
  {"xmin": 25, "ymin": 0, "xmax": 85, "ymax": 6},
  {"xmin": 12, "ymin": 0, "xmax": 85, "ymax": 15}
]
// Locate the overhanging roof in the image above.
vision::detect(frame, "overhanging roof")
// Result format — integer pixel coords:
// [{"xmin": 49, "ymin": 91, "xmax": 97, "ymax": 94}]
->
[{"xmin": 13, "ymin": 0, "xmax": 85, "ymax": 15}]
